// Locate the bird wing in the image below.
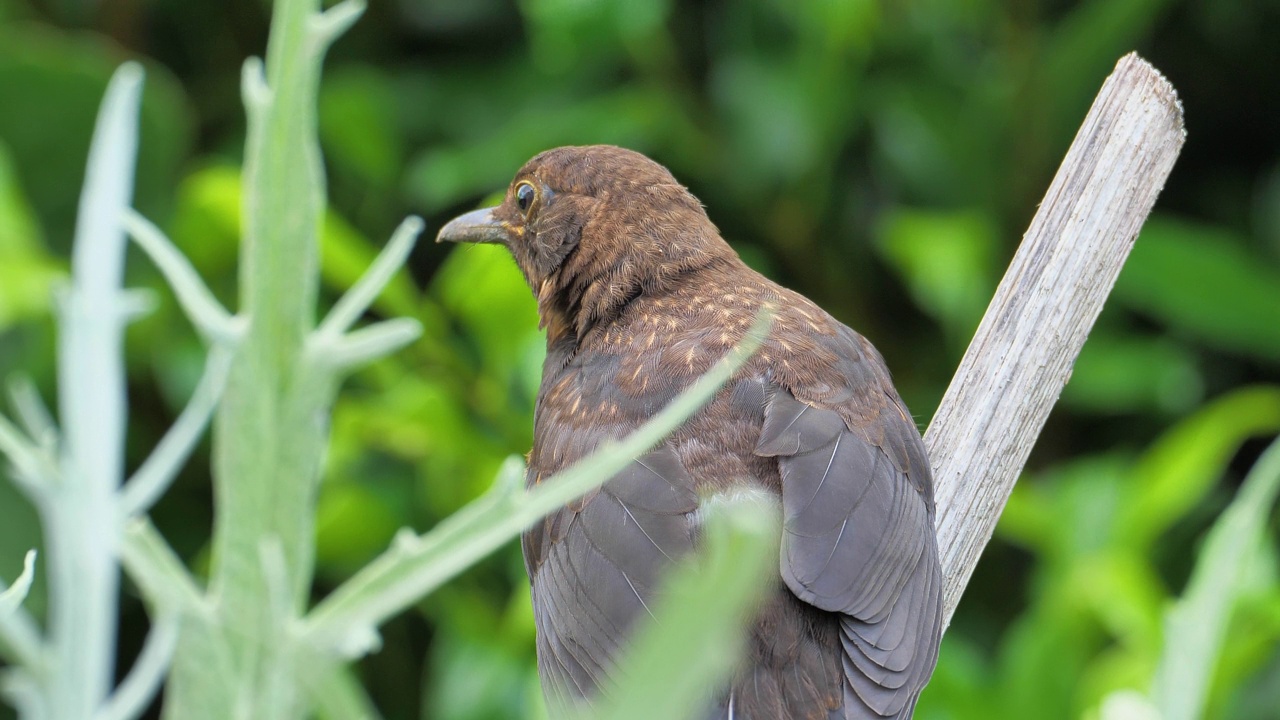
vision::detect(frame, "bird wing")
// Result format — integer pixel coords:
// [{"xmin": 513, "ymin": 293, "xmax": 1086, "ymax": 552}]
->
[
  {"xmin": 756, "ymin": 384, "xmax": 942, "ymax": 718},
  {"xmin": 522, "ymin": 442, "xmax": 700, "ymax": 712}
]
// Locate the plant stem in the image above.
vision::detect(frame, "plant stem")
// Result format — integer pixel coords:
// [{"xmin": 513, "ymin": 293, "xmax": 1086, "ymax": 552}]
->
[
  {"xmin": 162, "ymin": 0, "xmax": 359, "ymax": 716},
  {"xmin": 44, "ymin": 62, "xmax": 142, "ymax": 720}
]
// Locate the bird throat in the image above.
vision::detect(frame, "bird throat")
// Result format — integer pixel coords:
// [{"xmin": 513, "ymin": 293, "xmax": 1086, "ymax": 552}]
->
[
  {"xmin": 535, "ymin": 247, "xmax": 730, "ymax": 350},
  {"xmin": 530, "ymin": 202, "xmax": 737, "ymax": 349},
  {"xmin": 535, "ymin": 268, "xmax": 642, "ymax": 348},
  {"xmin": 536, "ymin": 277, "xmax": 575, "ymax": 346}
]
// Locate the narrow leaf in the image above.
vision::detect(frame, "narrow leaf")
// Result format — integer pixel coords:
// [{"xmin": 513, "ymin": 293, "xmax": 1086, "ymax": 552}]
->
[{"xmin": 1150, "ymin": 436, "xmax": 1280, "ymax": 719}]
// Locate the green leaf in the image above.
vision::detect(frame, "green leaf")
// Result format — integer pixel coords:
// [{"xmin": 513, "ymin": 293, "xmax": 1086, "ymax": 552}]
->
[
  {"xmin": 1114, "ymin": 216, "xmax": 1280, "ymax": 363},
  {"xmin": 712, "ymin": 54, "xmax": 832, "ymax": 188},
  {"xmin": 432, "ymin": 243, "xmax": 543, "ymax": 393},
  {"xmin": 319, "ymin": 65, "xmax": 403, "ymax": 189},
  {"xmin": 321, "ymin": 212, "xmax": 422, "ymax": 322},
  {"xmin": 1118, "ymin": 386, "xmax": 1280, "ymax": 549},
  {"xmin": 867, "ymin": 79, "xmax": 1002, "ymax": 208},
  {"xmin": 0, "ymin": 25, "xmax": 191, "ymax": 250},
  {"xmin": 1000, "ymin": 453, "xmax": 1132, "ymax": 560},
  {"xmin": 315, "ymin": 481, "xmax": 399, "ymax": 578},
  {"xmin": 1043, "ymin": 0, "xmax": 1177, "ymax": 118},
  {"xmin": 1151, "ymin": 437, "xmax": 1280, "ymax": 720},
  {"xmin": 405, "ymin": 87, "xmax": 698, "ymax": 213},
  {"xmin": 304, "ymin": 656, "xmax": 385, "ymax": 720},
  {"xmin": 995, "ymin": 601, "xmax": 1097, "ymax": 719},
  {"xmin": 170, "ymin": 165, "xmax": 243, "ymax": 284},
  {"xmin": 1073, "ymin": 553, "xmax": 1165, "ymax": 657},
  {"xmin": 875, "ymin": 207, "xmax": 999, "ymax": 342},
  {"xmin": 0, "ymin": 141, "xmax": 42, "ymax": 253},
  {"xmin": 914, "ymin": 635, "xmax": 993, "ymax": 720},
  {"xmin": 1062, "ymin": 332, "xmax": 1203, "ymax": 415},
  {"xmin": 1210, "ymin": 588, "xmax": 1280, "ymax": 718},
  {"xmin": 170, "ymin": 164, "xmax": 420, "ymax": 320},
  {"xmin": 519, "ymin": 0, "xmax": 672, "ymax": 74},
  {"xmin": 424, "ymin": 631, "xmax": 533, "ymax": 720},
  {"xmin": 0, "ymin": 141, "xmax": 63, "ymax": 328}
]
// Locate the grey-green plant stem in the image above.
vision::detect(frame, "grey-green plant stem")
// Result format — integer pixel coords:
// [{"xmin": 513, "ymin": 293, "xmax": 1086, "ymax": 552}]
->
[
  {"xmin": 6, "ymin": 378, "xmax": 57, "ymax": 451},
  {"xmin": 46, "ymin": 60, "xmax": 142, "ymax": 720},
  {"xmin": 123, "ymin": 210, "xmax": 241, "ymax": 344},
  {"xmin": 307, "ymin": 0, "xmax": 364, "ymax": 47},
  {"xmin": 0, "ymin": 672, "xmax": 43, "ymax": 719},
  {"xmin": 121, "ymin": 346, "xmax": 234, "ymax": 516},
  {"xmin": 0, "ymin": 599, "xmax": 42, "ymax": 673},
  {"xmin": 94, "ymin": 613, "xmax": 179, "ymax": 720},
  {"xmin": 0, "ymin": 335, "xmax": 62, "ymax": 532},
  {"xmin": 301, "ymin": 311, "xmax": 771, "ymax": 656},
  {"xmin": 0, "ymin": 551, "xmax": 36, "ymax": 613},
  {"xmin": 0, "ymin": 414, "xmax": 50, "ymax": 495},
  {"xmin": 0, "ymin": 551, "xmax": 43, "ymax": 671},
  {"xmin": 318, "ymin": 318, "xmax": 422, "ymax": 370},
  {"xmin": 314, "ymin": 215, "xmax": 423, "ymax": 338},
  {"xmin": 120, "ymin": 519, "xmax": 205, "ymax": 617},
  {"xmin": 0, "ymin": 424, "xmax": 45, "ymax": 692},
  {"xmin": 161, "ymin": 0, "xmax": 375, "ymax": 716},
  {"xmin": 299, "ymin": 653, "xmax": 385, "ymax": 720}
]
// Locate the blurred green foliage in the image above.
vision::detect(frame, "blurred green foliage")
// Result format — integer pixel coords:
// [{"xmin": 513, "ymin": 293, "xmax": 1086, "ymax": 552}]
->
[{"xmin": 1, "ymin": 0, "xmax": 1278, "ymax": 718}]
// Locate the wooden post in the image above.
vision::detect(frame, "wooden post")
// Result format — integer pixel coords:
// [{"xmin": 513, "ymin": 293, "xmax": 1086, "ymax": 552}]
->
[{"xmin": 926, "ymin": 53, "xmax": 1187, "ymax": 627}]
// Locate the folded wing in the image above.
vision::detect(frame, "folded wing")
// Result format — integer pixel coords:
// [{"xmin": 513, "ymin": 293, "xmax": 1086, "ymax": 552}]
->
[
  {"xmin": 523, "ymin": 443, "xmax": 700, "ymax": 712},
  {"xmin": 757, "ymin": 387, "xmax": 942, "ymax": 718}
]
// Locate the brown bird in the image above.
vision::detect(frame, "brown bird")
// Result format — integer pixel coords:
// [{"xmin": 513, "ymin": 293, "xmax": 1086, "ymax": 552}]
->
[{"xmin": 437, "ymin": 145, "xmax": 942, "ymax": 719}]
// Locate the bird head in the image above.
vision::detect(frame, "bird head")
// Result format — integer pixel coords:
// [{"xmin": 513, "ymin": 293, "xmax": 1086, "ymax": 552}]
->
[{"xmin": 436, "ymin": 145, "xmax": 735, "ymax": 343}]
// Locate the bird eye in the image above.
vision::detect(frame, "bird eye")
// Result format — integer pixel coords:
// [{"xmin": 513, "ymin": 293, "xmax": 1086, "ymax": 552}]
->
[{"xmin": 516, "ymin": 182, "xmax": 536, "ymax": 215}]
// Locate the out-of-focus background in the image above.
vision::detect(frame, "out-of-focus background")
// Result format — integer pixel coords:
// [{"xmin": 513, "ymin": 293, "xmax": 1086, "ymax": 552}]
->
[{"xmin": 1, "ymin": 0, "xmax": 1278, "ymax": 718}]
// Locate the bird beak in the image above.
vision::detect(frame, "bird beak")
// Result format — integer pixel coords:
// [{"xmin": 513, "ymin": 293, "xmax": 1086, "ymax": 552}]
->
[{"xmin": 435, "ymin": 207, "xmax": 507, "ymax": 245}]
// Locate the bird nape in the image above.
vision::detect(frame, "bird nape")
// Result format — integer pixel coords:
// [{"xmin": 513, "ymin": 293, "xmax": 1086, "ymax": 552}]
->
[{"xmin": 437, "ymin": 145, "xmax": 942, "ymax": 720}]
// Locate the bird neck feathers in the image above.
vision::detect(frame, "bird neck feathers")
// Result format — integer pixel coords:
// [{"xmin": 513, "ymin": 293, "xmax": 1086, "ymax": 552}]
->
[{"xmin": 536, "ymin": 224, "xmax": 736, "ymax": 347}]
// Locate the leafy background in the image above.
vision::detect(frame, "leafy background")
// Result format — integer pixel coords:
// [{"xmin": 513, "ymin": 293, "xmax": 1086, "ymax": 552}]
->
[{"xmin": 1, "ymin": 0, "xmax": 1278, "ymax": 718}]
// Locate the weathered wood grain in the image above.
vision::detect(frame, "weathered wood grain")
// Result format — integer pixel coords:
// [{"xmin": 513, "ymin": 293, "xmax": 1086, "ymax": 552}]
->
[{"xmin": 927, "ymin": 53, "xmax": 1186, "ymax": 627}]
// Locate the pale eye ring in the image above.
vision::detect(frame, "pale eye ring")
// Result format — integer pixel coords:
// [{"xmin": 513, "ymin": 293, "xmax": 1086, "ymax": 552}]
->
[{"xmin": 516, "ymin": 182, "xmax": 536, "ymax": 215}]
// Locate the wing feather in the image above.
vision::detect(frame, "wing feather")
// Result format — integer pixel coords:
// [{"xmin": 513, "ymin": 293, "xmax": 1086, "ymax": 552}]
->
[
  {"xmin": 758, "ymin": 386, "xmax": 942, "ymax": 719},
  {"xmin": 525, "ymin": 443, "xmax": 699, "ymax": 708}
]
